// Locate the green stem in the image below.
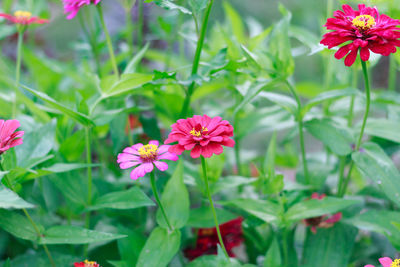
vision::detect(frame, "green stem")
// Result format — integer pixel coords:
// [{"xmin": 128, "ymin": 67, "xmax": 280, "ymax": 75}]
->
[
  {"xmin": 13, "ymin": 32, "xmax": 24, "ymax": 118},
  {"xmin": 97, "ymin": 4, "xmax": 120, "ymax": 78},
  {"xmin": 0, "ymin": 161, "xmax": 56, "ymax": 267},
  {"xmin": 180, "ymin": 0, "xmax": 214, "ymax": 117},
  {"xmin": 286, "ymin": 81, "xmax": 309, "ymax": 184},
  {"xmin": 336, "ymin": 156, "xmax": 346, "ymax": 196},
  {"xmin": 389, "ymin": 55, "xmax": 397, "ymax": 92},
  {"xmin": 149, "ymin": 172, "xmax": 173, "ymax": 231},
  {"xmin": 125, "ymin": 7, "xmax": 134, "ymax": 56},
  {"xmin": 84, "ymin": 127, "xmax": 92, "ymax": 256},
  {"xmin": 79, "ymin": 12, "xmax": 101, "ymax": 77},
  {"xmin": 200, "ymin": 156, "xmax": 229, "ymax": 258},
  {"xmin": 282, "ymin": 229, "xmax": 290, "ymax": 267},
  {"xmin": 137, "ymin": 0, "xmax": 144, "ymax": 48}
]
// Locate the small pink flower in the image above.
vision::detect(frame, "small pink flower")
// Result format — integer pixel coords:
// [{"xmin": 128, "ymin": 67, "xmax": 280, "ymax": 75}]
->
[
  {"xmin": 0, "ymin": 120, "xmax": 24, "ymax": 155},
  {"xmin": 303, "ymin": 193, "xmax": 342, "ymax": 234},
  {"xmin": 0, "ymin": 11, "xmax": 49, "ymax": 25},
  {"xmin": 365, "ymin": 257, "xmax": 400, "ymax": 267},
  {"xmin": 74, "ymin": 260, "xmax": 101, "ymax": 267},
  {"xmin": 117, "ymin": 140, "xmax": 179, "ymax": 180},
  {"xmin": 63, "ymin": 0, "xmax": 101, "ymax": 20},
  {"xmin": 165, "ymin": 115, "xmax": 235, "ymax": 158}
]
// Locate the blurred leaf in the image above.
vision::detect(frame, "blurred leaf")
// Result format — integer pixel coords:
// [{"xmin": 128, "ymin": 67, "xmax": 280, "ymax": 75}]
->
[
  {"xmin": 117, "ymin": 226, "xmax": 146, "ymax": 266},
  {"xmin": 136, "ymin": 227, "xmax": 181, "ymax": 267},
  {"xmin": 157, "ymin": 160, "xmax": 190, "ymax": 229},
  {"xmin": 40, "ymin": 225, "xmax": 126, "ymax": 244},
  {"xmin": 304, "ymin": 88, "xmax": 359, "ymax": 114},
  {"xmin": 223, "ymin": 1, "xmax": 246, "ymax": 44},
  {"xmin": 145, "ymin": 0, "xmax": 192, "ymax": 14},
  {"xmin": 0, "ymin": 209, "xmax": 38, "ymax": 241},
  {"xmin": 285, "ymin": 197, "xmax": 359, "ymax": 223},
  {"xmin": 22, "ymin": 85, "xmax": 94, "ymax": 127},
  {"xmin": 210, "ymin": 176, "xmax": 256, "ymax": 195},
  {"xmin": 9, "ymin": 252, "xmax": 79, "ymax": 267},
  {"xmin": 302, "ymin": 223, "xmax": 358, "ymax": 267},
  {"xmin": 353, "ymin": 142, "xmax": 400, "ymax": 207},
  {"xmin": 24, "ymin": 163, "xmax": 98, "ymax": 181},
  {"xmin": 259, "ymin": 91, "xmax": 297, "ymax": 115},
  {"xmin": 103, "ymin": 73, "xmax": 153, "ymax": 98},
  {"xmin": 189, "ymin": 0, "xmax": 208, "ymax": 15},
  {"xmin": 88, "ymin": 187, "xmax": 154, "ymax": 211},
  {"xmin": 188, "ymin": 206, "xmax": 237, "ymax": 228},
  {"xmin": 264, "ymin": 132, "xmax": 277, "ymax": 177},
  {"xmin": 365, "ymin": 119, "xmax": 400, "ymax": 143},
  {"xmin": 0, "ymin": 184, "xmax": 34, "ymax": 209},
  {"xmin": 263, "ymin": 236, "xmax": 281, "ymax": 267},
  {"xmin": 124, "ymin": 43, "xmax": 150, "ymax": 74},
  {"xmin": 305, "ymin": 119, "xmax": 353, "ymax": 156}
]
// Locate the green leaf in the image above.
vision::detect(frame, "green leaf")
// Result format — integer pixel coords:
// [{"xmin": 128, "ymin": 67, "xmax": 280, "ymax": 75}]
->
[
  {"xmin": 0, "ymin": 184, "xmax": 35, "ymax": 209},
  {"xmin": 302, "ymin": 223, "xmax": 358, "ymax": 267},
  {"xmin": 304, "ymin": 88, "xmax": 359, "ymax": 114},
  {"xmin": 157, "ymin": 160, "xmax": 190, "ymax": 229},
  {"xmin": 24, "ymin": 163, "xmax": 99, "ymax": 181},
  {"xmin": 263, "ymin": 236, "xmax": 281, "ymax": 267},
  {"xmin": 22, "ymin": 85, "xmax": 94, "ymax": 127},
  {"xmin": 124, "ymin": 43, "xmax": 150, "ymax": 74},
  {"xmin": 0, "ymin": 171, "xmax": 9, "ymax": 180},
  {"xmin": 221, "ymin": 198, "xmax": 280, "ymax": 224},
  {"xmin": 136, "ymin": 227, "xmax": 181, "ymax": 267},
  {"xmin": 223, "ymin": 1, "xmax": 245, "ymax": 44},
  {"xmin": 145, "ymin": 0, "xmax": 192, "ymax": 14},
  {"xmin": 103, "ymin": 73, "xmax": 153, "ymax": 97},
  {"xmin": 364, "ymin": 119, "xmax": 400, "ymax": 143},
  {"xmin": 285, "ymin": 197, "xmax": 359, "ymax": 223},
  {"xmin": 189, "ymin": 0, "xmax": 208, "ymax": 15},
  {"xmin": 259, "ymin": 91, "xmax": 297, "ymax": 115},
  {"xmin": 0, "ymin": 209, "xmax": 38, "ymax": 241},
  {"xmin": 40, "ymin": 225, "xmax": 126, "ymax": 244},
  {"xmin": 187, "ymin": 206, "xmax": 237, "ymax": 228},
  {"xmin": 210, "ymin": 176, "xmax": 256, "ymax": 195},
  {"xmin": 352, "ymin": 142, "xmax": 400, "ymax": 207},
  {"xmin": 305, "ymin": 119, "xmax": 353, "ymax": 156},
  {"xmin": 88, "ymin": 187, "xmax": 155, "ymax": 211},
  {"xmin": 264, "ymin": 132, "xmax": 277, "ymax": 177}
]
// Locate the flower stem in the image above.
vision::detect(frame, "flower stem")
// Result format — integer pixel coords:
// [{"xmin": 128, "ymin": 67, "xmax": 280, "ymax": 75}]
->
[
  {"xmin": 389, "ymin": 55, "xmax": 397, "ymax": 92},
  {"xmin": 12, "ymin": 31, "xmax": 24, "ymax": 118},
  {"xmin": 180, "ymin": 0, "xmax": 214, "ymax": 117},
  {"xmin": 339, "ymin": 59, "xmax": 371, "ymax": 197},
  {"xmin": 200, "ymin": 156, "xmax": 229, "ymax": 258},
  {"xmin": 97, "ymin": 4, "xmax": 120, "ymax": 78},
  {"xmin": 84, "ymin": 127, "xmax": 92, "ymax": 257},
  {"xmin": 286, "ymin": 81, "xmax": 309, "ymax": 184},
  {"xmin": 149, "ymin": 171, "xmax": 173, "ymax": 231},
  {"xmin": 79, "ymin": 11, "xmax": 101, "ymax": 76},
  {"xmin": 0, "ymin": 161, "xmax": 55, "ymax": 267}
]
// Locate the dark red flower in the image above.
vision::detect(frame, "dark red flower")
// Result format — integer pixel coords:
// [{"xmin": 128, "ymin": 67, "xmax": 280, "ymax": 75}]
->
[
  {"xmin": 184, "ymin": 217, "xmax": 244, "ymax": 261},
  {"xmin": 320, "ymin": 4, "xmax": 400, "ymax": 66},
  {"xmin": 0, "ymin": 11, "xmax": 49, "ymax": 25},
  {"xmin": 165, "ymin": 115, "xmax": 235, "ymax": 158},
  {"xmin": 303, "ymin": 193, "xmax": 342, "ymax": 234},
  {"xmin": 74, "ymin": 260, "xmax": 100, "ymax": 267}
]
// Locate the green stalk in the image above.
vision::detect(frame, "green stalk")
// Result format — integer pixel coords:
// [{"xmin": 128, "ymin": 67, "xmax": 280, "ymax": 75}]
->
[
  {"xmin": 0, "ymin": 161, "xmax": 56, "ymax": 267},
  {"xmin": 12, "ymin": 32, "xmax": 24, "ymax": 118},
  {"xmin": 200, "ymin": 156, "xmax": 229, "ymax": 258},
  {"xmin": 125, "ymin": 8, "xmax": 134, "ymax": 56},
  {"xmin": 286, "ymin": 81, "xmax": 309, "ymax": 184},
  {"xmin": 149, "ymin": 172, "xmax": 173, "ymax": 231},
  {"xmin": 180, "ymin": 0, "xmax": 214, "ymax": 117},
  {"xmin": 79, "ymin": 12, "xmax": 101, "ymax": 76},
  {"xmin": 97, "ymin": 4, "xmax": 120, "ymax": 78},
  {"xmin": 340, "ymin": 59, "xmax": 371, "ymax": 197},
  {"xmin": 84, "ymin": 127, "xmax": 92, "ymax": 256},
  {"xmin": 389, "ymin": 55, "xmax": 397, "ymax": 92},
  {"xmin": 137, "ymin": 0, "xmax": 144, "ymax": 48}
]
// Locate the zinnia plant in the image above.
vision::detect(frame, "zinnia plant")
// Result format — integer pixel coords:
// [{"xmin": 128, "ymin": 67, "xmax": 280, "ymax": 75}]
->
[{"xmin": 365, "ymin": 257, "xmax": 400, "ymax": 267}]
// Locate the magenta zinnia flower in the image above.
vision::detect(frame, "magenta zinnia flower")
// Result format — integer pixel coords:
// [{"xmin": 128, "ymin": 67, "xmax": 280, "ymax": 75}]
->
[
  {"xmin": 165, "ymin": 115, "xmax": 235, "ymax": 158},
  {"xmin": 0, "ymin": 11, "xmax": 49, "ymax": 25},
  {"xmin": 117, "ymin": 140, "xmax": 179, "ymax": 180},
  {"xmin": 63, "ymin": 0, "xmax": 101, "ymax": 20},
  {"xmin": 365, "ymin": 257, "xmax": 400, "ymax": 267},
  {"xmin": 0, "ymin": 120, "xmax": 24, "ymax": 155},
  {"xmin": 74, "ymin": 260, "xmax": 101, "ymax": 267},
  {"xmin": 303, "ymin": 193, "xmax": 342, "ymax": 234},
  {"xmin": 320, "ymin": 4, "xmax": 400, "ymax": 66}
]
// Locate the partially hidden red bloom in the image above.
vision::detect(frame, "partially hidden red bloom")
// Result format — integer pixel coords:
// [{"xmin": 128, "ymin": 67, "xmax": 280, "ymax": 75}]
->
[
  {"xmin": 184, "ymin": 217, "xmax": 244, "ymax": 261},
  {"xmin": 365, "ymin": 257, "xmax": 400, "ymax": 267},
  {"xmin": 0, "ymin": 120, "xmax": 24, "ymax": 155},
  {"xmin": 74, "ymin": 260, "xmax": 100, "ymax": 267},
  {"xmin": 320, "ymin": 4, "xmax": 400, "ymax": 66},
  {"xmin": 63, "ymin": 0, "xmax": 101, "ymax": 20},
  {"xmin": 303, "ymin": 193, "xmax": 342, "ymax": 234},
  {"xmin": 165, "ymin": 115, "xmax": 235, "ymax": 158},
  {"xmin": 0, "ymin": 11, "xmax": 49, "ymax": 25}
]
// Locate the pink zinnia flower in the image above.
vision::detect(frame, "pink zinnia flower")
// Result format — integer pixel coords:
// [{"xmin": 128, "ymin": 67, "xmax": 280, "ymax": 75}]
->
[
  {"xmin": 0, "ymin": 120, "xmax": 24, "ymax": 155},
  {"xmin": 117, "ymin": 140, "xmax": 179, "ymax": 180},
  {"xmin": 165, "ymin": 115, "xmax": 235, "ymax": 158},
  {"xmin": 320, "ymin": 4, "xmax": 400, "ymax": 66},
  {"xmin": 302, "ymin": 193, "xmax": 342, "ymax": 234},
  {"xmin": 74, "ymin": 260, "xmax": 100, "ymax": 267},
  {"xmin": 63, "ymin": 0, "xmax": 101, "ymax": 20},
  {"xmin": 0, "ymin": 11, "xmax": 49, "ymax": 25},
  {"xmin": 365, "ymin": 257, "xmax": 400, "ymax": 267}
]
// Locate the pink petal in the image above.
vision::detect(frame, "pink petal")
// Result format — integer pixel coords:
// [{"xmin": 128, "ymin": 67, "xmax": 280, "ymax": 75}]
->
[
  {"xmin": 158, "ymin": 152, "xmax": 179, "ymax": 161},
  {"xmin": 119, "ymin": 161, "xmax": 140, "ymax": 169},
  {"xmin": 379, "ymin": 257, "xmax": 393, "ymax": 267},
  {"xmin": 154, "ymin": 161, "xmax": 168, "ymax": 171},
  {"xmin": 190, "ymin": 145, "xmax": 202, "ymax": 158},
  {"xmin": 149, "ymin": 140, "xmax": 159, "ymax": 146},
  {"xmin": 364, "ymin": 265, "xmax": 375, "ymax": 267},
  {"xmin": 325, "ymin": 212, "xmax": 342, "ymax": 224}
]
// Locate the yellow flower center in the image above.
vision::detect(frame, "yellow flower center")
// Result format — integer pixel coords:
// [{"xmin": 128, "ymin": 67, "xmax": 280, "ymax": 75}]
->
[
  {"xmin": 391, "ymin": 259, "xmax": 400, "ymax": 267},
  {"xmin": 352, "ymin": 15, "xmax": 375, "ymax": 30},
  {"xmin": 14, "ymin": 10, "xmax": 32, "ymax": 19},
  {"xmin": 138, "ymin": 144, "xmax": 158, "ymax": 160},
  {"xmin": 190, "ymin": 127, "xmax": 208, "ymax": 137}
]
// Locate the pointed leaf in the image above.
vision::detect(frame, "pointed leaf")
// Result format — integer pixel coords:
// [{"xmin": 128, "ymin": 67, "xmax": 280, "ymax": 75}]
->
[
  {"xmin": 0, "ymin": 209, "xmax": 38, "ymax": 241},
  {"xmin": 0, "ymin": 184, "xmax": 35, "ymax": 209}
]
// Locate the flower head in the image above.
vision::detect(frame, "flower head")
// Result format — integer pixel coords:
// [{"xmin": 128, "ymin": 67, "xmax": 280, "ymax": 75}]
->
[
  {"xmin": 184, "ymin": 217, "xmax": 244, "ymax": 261},
  {"xmin": 74, "ymin": 260, "xmax": 100, "ymax": 267},
  {"xmin": 0, "ymin": 120, "xmax": 24, "ymax": 155},
  {"xmin": 365, "ymin": 257, "xmax": 400, "ymax": 267},
  {"xmin": 303, "ymin": 193, "xmax": 342, "ymax": 233},
  {"xmin": 117, "ymin": 140, "xmax": 179, "ymax": 180},
  {"xmin": 63, "ymin": 0, "xmax": 101, "ymax": 20},
  {"xmin": 165, "ymin": 115, "xmax": 235, "ymax": 158},
  {"xmin": 320, "ymin": 4, "xmax": 400, "ymax": 66},
  {"xmin": 0, "ymin": 10, "xmax": 49, "ymax": 25}
]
